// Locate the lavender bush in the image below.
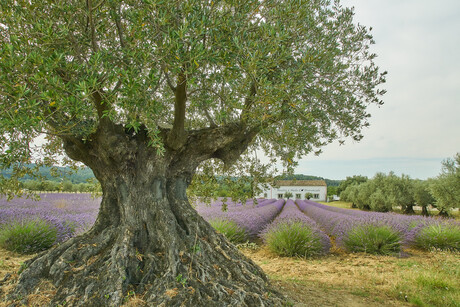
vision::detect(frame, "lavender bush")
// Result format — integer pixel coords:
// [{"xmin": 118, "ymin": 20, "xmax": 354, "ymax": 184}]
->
[
  {"xmin": 0, "ymin": 218, "xmax": 59, "ymax": 254},
  {"xmin": 0, "ymin": 193, "xmax": 100, "ymax": 247},
  {"xmin": 208, "ymin": 218, "xmax": 248, "ymax": 243},
  {"xmin": 413, "ymin": 222, "xmax": 460, "ymax": 251},
  {"xmin": 260, "ymin": 200, "xmax": 331, "ymax": 257},
  {"xmin": 342, "ymin": 224, "xmax": 402, "ymax": 255}
]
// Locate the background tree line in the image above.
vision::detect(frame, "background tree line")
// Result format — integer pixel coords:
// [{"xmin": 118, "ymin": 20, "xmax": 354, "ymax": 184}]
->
[{"xmin": 339, "ymin": 153, "xmax": 460, "ymax": 216}]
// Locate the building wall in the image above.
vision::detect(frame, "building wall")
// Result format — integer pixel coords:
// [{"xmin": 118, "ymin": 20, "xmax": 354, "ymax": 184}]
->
[{"xmin": 257, "ymin": 185, "xmax": 327, "ymax": 201}]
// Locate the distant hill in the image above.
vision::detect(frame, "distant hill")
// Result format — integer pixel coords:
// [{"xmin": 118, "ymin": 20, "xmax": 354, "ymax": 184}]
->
[
  {"xmin": 275, "ymin": 174, "xmax": 341, "ymax": 187},
  {"xmin": 1, "ymin": 165, "xmax": 95, "ymax": 184},
  {"xmin": 2, "ymin": 166, "xmax": 340, "ymax": 188}
]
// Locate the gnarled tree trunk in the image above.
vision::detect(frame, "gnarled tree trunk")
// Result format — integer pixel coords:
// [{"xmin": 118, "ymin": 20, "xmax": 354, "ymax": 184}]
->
[{"xmin": 7, "ymin": 124, "xmax": 284, "ymax": 306}]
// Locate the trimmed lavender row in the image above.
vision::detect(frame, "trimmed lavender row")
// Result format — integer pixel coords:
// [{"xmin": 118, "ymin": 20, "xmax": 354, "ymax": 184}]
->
[
  {"xmin": 297, "ymin": 200, "xmax": 460, "ymax": 250},
  {"xmin": 197, "ymin": 199, "xmax": 285, "ymax": 238},
  {"xmin": 260, "ymin": 199, "xmax": 331, "ymax": 255},
  {"xmin": 297, "ymin": 200, "xmax": 410, "ymax": 249},
  {"xmin": 299, "ymin": 200, "xmax": 459, "ymax": 247}
]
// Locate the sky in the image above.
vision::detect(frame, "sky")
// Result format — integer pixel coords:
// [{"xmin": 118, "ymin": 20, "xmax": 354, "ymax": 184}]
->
[{"xmin": 295, "ymin": 0, "xmax": 460, "ymax": 180}]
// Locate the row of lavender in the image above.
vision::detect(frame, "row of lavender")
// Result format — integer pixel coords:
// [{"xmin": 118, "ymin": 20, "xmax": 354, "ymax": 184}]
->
[
  {"xmin": 1, "ymin": 194, "xmax": 458, "ymax": 255},
  {"xmin": 196, "ymin": 198, "xmax": 334, "ymax": 257},
  {"xmin": 195, "ymin": 198, "xmax": 285, "ymax": 238},
  {"xmin": 259, "ymin": 200, "xmax": 331, "ymax": 257},
  {"xmin": 297, "ymin": 200, "xmax": 460, "ymax": 253}
]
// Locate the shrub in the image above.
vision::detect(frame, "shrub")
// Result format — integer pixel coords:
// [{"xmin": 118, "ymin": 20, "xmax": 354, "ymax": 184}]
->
[
  {"xmin": 0, "ymin": 218, "xmax": 58, "ymax": 254},
  {"xmin": 209, "ymin": 218, "xmax": 247, "ymax": 244},
  {"xmin": 264, "ymin": 221, "xmax": 326, "ymax": 258},
  {"xmin": 414, "ymin": 223, "xmax": 460, "ymax": 251},
  {"xmin": 343, "ymin": 224, "xmax": 402, "ymax": 255}
]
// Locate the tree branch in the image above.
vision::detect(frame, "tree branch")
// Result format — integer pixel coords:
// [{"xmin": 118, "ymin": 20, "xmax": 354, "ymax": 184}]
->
[
  {"xmin": 111, "ymin": 5, "xmax": 126, "ymax": 49},
  {"xmin": 87, "ymin": 0, "xmax": 99, "ymax": 52},
  {"xmin": 162, "ymin": 64, "xmax": 177, "ymax": 91},
  {"xmin": 166, "ymin": 70, "xmax": 187, "ymax": 149},
  {"xmin": 240, "ymin": 82, "xmax": 257, "ymax": 122}
]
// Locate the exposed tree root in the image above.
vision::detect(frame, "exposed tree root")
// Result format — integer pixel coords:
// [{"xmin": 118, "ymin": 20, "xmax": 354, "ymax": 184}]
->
[{"xmin": 6, "ymin": 209, "xmax": 285, "ymax": 306}]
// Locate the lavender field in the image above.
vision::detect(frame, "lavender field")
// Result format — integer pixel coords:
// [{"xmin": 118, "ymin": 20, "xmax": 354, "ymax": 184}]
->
[{"xmin": 1, "ymin": 194, "xmax": 459, "ymax": 255}]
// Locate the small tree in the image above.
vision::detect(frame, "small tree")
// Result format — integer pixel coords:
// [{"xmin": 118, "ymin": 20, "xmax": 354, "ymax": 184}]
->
[
  {"xmin": 284, "ymin": 191, "xmax": 293, "ymax": 199},
  {"xmin": 305, "ymin": 192, "xmax": 313, "ymax": 200},
  {"xmin": 385, "ymin": 173, "xmax": 415, "ymax": 214},
  {"xmin": 369, "ymin": 188, "xmax": 391, "ymax": 212},
  {"xmin": 429, "ymin": 153, "xmax": 460, "ymax": 216},
  {"xmin": 340, "ymin": 184, "xmax": 360, "ymax": 208},
  {"xmin": 412, "ymin": 180, "xmax": 434, "ymax": 216}
]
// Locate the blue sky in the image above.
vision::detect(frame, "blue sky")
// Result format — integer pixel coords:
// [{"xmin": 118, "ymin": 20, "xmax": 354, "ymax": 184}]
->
[{"xmin": 294, "ymin": 0, "xmax": 460, "ymax": 180}]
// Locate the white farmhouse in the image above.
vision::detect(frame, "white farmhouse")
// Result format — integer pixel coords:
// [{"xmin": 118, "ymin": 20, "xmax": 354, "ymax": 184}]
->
[{"xmin": 257, "ymin": 180, "xmax": 328, "ymax": 201}]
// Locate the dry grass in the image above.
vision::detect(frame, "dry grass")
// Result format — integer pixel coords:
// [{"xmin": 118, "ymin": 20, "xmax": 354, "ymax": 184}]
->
[
  {"xmin": 1, "ymin": 246, "xmax": 459, "ymax": 306},
  {"xmin": 241, "ymin": 246, "xmax": 460, "ymax": 307}
]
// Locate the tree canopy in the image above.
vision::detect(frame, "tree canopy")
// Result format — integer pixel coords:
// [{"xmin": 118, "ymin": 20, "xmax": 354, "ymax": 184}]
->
[
  {"xmin": 1, "ymin": 0, "xmax": 385, "ymax": 190},
  {"xmin": 0, "ymin": 1, "xmax": 388, "ymax": 305}
]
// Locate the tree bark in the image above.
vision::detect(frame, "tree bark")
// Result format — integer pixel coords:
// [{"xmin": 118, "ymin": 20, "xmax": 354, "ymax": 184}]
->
[
  {"xmin": 403, "ymin": 204, "xmax": 416, "ymax": 215},
  {"xmin": 421, "ymin": 205, "xmax": 430, "ymax": 216},
  {"xmin": 7, "ymin": 124, "xmax": 283, "ymax": 306}
]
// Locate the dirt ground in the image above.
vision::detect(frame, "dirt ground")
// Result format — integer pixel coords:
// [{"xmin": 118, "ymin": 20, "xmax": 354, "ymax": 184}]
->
[
  {"xmin": 242, "ymin": 246, "xmax": 412, "ymax": 307},
  {"xmin": 1, "ymin": 246, "xmax": 458, "ymax": 306}
]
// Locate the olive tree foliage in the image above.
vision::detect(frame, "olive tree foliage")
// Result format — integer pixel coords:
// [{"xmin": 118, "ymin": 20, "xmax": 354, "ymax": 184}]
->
[
  {"xmin": 340, "ymin": 172, "xmax": 415, "ymax": 213},
  {"xmin": 0, "ymin": 0, "xmax": 386, "ymax": 305},
  {"xmin": 428, "ymin": 153, "xmax": 460, "ymax": 216},
  {"xmin": 337, "ymin": 175, "xmax": 368, "ymax": 195},
  {"xmin": 1, "ymin": 0, "xmax": 385, "ymax": 193},
  {"xmin": 385, "ymin": 172, "xmax": 415, "ymax": 214}
]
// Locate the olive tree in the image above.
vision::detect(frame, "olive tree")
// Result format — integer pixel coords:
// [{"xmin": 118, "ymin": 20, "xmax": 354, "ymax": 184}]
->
[
  {"xmin": 0, "ymin": 0, "xmax": 385, "ymax": 305},
  {"xmin": 429, "ymin": 153, "xmax": 460, "ymax": 216},
  {"xmin": 412, "ymin": 179, "xmax": 434, "ymax": 216},
  {"xmin": 385, "ymin": 173, "xmax": 415, "ymax": 214}
]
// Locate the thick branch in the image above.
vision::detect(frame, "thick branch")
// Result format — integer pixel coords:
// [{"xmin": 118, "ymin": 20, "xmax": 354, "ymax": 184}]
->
[
  {"xmin": 111, "ymin": 5, "xmax": 126, "ymax": 49},
  {"xmin": 240, "ymin": 82, "xmax": 257, "ymax": 122},
  {"xmin": 91, "ymin": 88, "xmax": 109, "ymax": 120},
  {"xmin": 166, "ymin": 71, "xmax": 187, "ymax": 150},
  {"xmin": 87, "ymin": 0, "xmax": 99, "ymax": 52},
  {"xmin": 168, "ymin": 124, "xmax": 259, "ymax": 178}
]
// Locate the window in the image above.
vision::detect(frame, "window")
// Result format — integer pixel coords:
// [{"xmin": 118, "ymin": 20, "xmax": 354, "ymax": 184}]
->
[
  {"xmin": 264, "ymin": 193, "xmax": 268, "ymax": 198},
  {"xmin": 278, "ymin": 194, "xmax": 283, "ymax": 199},
  {"xmin": 295, "ymin": 194, "xmax": 301, "ymax": 199},
  {"xmin": 313, "ymin": 194, "xmax": 319, "ymax": 199}
]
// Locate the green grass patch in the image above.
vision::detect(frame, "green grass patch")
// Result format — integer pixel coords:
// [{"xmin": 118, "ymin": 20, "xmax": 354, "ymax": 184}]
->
[
  {"xmin": 0, "ymin": 218, "xmax": 58, "ymax": 254},
  {"xmin": 264, "ymin": 221, "xmax": 325, "ymax": 258},
  {"xmin": 393, "ymin": 252, "xmax": 460, "ymax": 307},
  {"xmin": 209, "ymin": 218, "xmax": 247, "ymax": 244},
  {"xmin": 343, "ymin": 224, "xmax": 402, "ymax": 255}
]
